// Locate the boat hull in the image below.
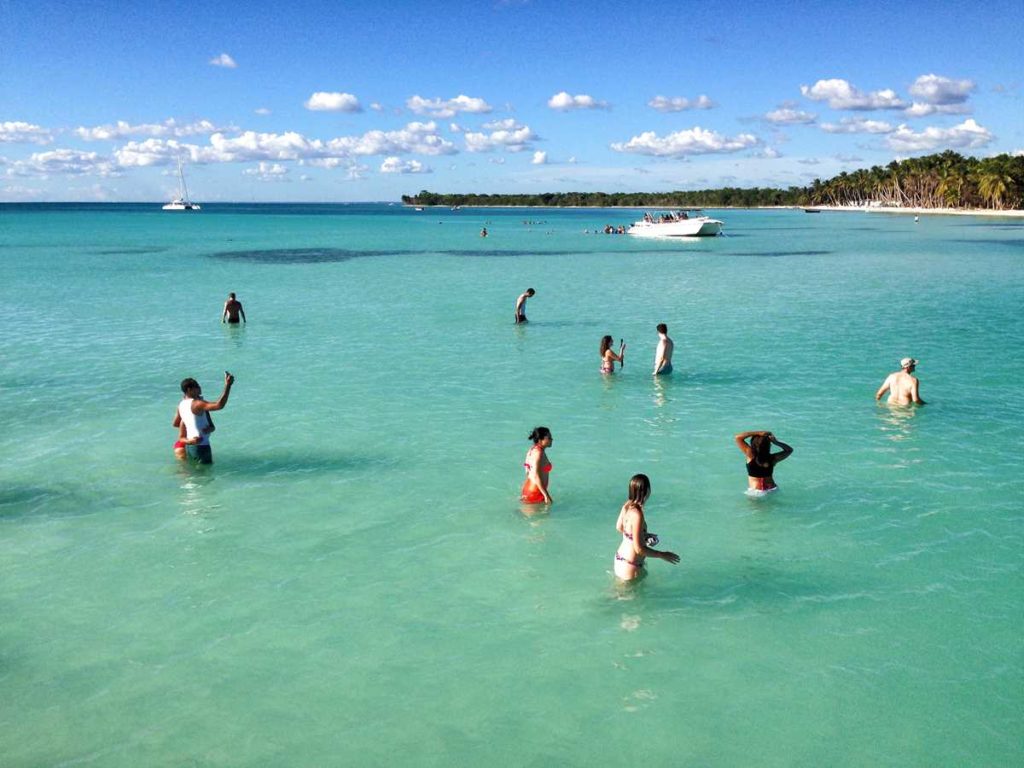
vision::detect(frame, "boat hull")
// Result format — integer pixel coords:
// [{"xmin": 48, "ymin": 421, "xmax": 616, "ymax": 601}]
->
[{"xmin": 627, "ymin": 218, "xmax": 722, "ymax": 237}]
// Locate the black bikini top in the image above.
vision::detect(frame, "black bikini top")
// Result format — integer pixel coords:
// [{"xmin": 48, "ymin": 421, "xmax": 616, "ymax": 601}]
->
[{"xmin": 746, "ymin": 459, "xmax": 773, "ymax": 479}]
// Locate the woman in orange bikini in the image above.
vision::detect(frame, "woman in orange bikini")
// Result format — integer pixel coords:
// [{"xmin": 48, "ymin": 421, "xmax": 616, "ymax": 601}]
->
[
  {"xmin": 521, "ymin": 426, "xmax": 553, "ymax": 504},
  {"xmin": 614, "ymin": 474, "xmax": 679, "ymax": 581}
]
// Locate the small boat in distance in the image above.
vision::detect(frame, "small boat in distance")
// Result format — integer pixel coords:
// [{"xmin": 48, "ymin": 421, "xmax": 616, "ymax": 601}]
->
[
  {"xmin": 162, "ymin": 157, "xmax": 201, "ymax": 211},
  {"xmin": 627, "ymin": 210, "xmax": 723, "ymax": 238}
]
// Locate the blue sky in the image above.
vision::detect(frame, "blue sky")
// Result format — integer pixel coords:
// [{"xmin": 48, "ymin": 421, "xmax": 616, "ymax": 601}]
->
[{"xmin": 1, "ymin": 0, "xmax": 1021, "ymax": 202}]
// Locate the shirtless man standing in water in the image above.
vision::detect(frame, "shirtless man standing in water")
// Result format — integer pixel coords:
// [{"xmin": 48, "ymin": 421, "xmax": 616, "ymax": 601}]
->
[
  {"xmin": 653, "ymin": 323, "xmax": 674, "ymax": 375},
  {"xmin": 875, "ymin": 357, "xmax": 926, "ymax": 405},
  {"xmin": 222, "ymin": 293, "xmax": 246, "ymax": 324}
]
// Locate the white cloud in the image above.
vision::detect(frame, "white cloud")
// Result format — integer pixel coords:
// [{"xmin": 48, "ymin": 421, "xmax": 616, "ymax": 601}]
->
[
  {"xmin": 567, "ymin": 156, "xmax": 577, "ymax": 164},
  {"xmin": 449, "ymin": 123, "xmax": 464, "ymax": 133},
  {"xmin": 254, "ymin": 107, "xmax": 271, "ymax": 116},
  {"xmin": 380, "ymin": 156, "xmax": 430, "ymax": 174},
  {"xmin": 909, "ymin": 74, "xmax": 975, "ymax": 105},
  {"xmin": 481, "ymin": 118, "xmax": 524, "ymax": 131},
  {"xmin": 327, "ymin": 121, "xmax": 457, "ymax": 156},
  {"xmin": 406, "ymin": 94, "xmax": 492, "ymax": 118},
  {"xmin": 610, "ymin": 126, "xmax": 760, "ymax": 157},
  {"xmin": 370, "ymin": 102, "xmax": 385, "ymax": 112},
  {"xmin": 76, "ymin": 118, "xmax": 230, "ymax": 141},
  {"xmin": 6, "ymin": 149, "xmax": 119, "ymax": 177},
  {"xmin": 647, "ymin": 95, "xmax": 715, "ymax": 112},
  {"xmin": 242, "ymin": 162, "xmax": 289, "ymax": 181},
  {"xmin": 885, "ymin": 118, "xmax": 994, "ymax": 152},
  {"xmin": 0, "ymin": 121, "xmax": 53, "ymax": 145},
  {"xmin": 547, "ymin": 91, "xmax": 609, "ymax": 111},
  {"xmin": 489, "ymin": 157, "xmax": 505, "ymax": 165},
  {"xmin": 209, "ymin": 53, "xmax": 237, "ymax": 68},
  {"xmin": 531, "ymin": 151, "xmax": 547, "ymax": 165},
  {"xmin": 463, "ymin": 123, "xmax": 537, "ymax": 153},
  {"xmin": 800, "ymin": 78, "xmax": 905, "ymax": 110},
  {"xmin": 113, "ymin": 122, "xmax": 457, "ymax": 169},
  {"xmin": 820, "ymin": 117, "xmax": 895, "ymax": 134},
  {"xmin": 755, "ymin": 147, "xmax": 781, "ymax": 159},
  {"xmin": 764, "ymin": 108, "xmax": 816, "ymax": 125},
  {"xmin": 305, "ymin": 92, "xmax": 362, "ymax": 112},
  {"xmin": 904, "ymin": 102, "xmax": 971, "ymax": 117}
]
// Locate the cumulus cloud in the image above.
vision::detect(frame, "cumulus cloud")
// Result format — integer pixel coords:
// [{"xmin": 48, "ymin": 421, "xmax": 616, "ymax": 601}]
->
[
  {"xmin": 531, "ymin": 151, "xmax": 547, "ymax": 165},
  {"xmin": 800, "ymin": 79, "xmax": 905, "ymax": 110},
  {"xmin": 209, "ymin": 53, "xmax": 237, "ymax": 68},
  {"xmin": 254, "ymin": 107, "xmax": 271, "ymax": 116},
  {"xmin": 463, "ymin": 123, "xmax": 537, "ymax": 153},
  {"xmin": 327, "ymin": 121, "xmax": 457, "ymax": 156},
  {"xmin": 5, "ymin": 149, "xmax": 119, "ymax": 178},
  {"xmin": 885, "ymin": 118, "xmax": 993, "ymax": 152},
  {"xmin": 820, "ymin": 117, "xmax": 895, "ymax": 134},
  {"xmin": 243, "ymin": 162, "xmax": 289, "ymax": 181},
  {"xmin": 764, "ymin": 107, "xmax": 816, "ymax": 125},
  {"xmin": 406, "ymin": 95, "xmax": 492, "ymax": 118},
  {"xmin": 305, "ymin": 92, "xmax": 362, "ymax": 112},
  {"xmin": 0, "ymin": 121, "xmax": 53, "ymax": 145},
  {"xmin": 904, "ymin": 102, "xmax": 971, "ymax": 117},
  {"xmin": 481, "ymin": 118, "xmax": 524, "ymax": 131},
  {"xmin": 755, "ymin": 147, "xmax": 781, "ymax": 159},
  {"xmin": 112, "ymin": 121, "xmax": 457, "ymax": 170},
  {"xmin": 380, "ymin": 157, "xmax": 430, "ymax": 174},
  {"xmin": 610, "ymin": 126, "xmax": 760, "ymax": 157},
  {"xmin": 547, "ymin": 91, "xmax": 609, "ymax": 111},
  {"xmin": 648, "ymin": 95, "xmax": 715, "ymax": 112},
  {"xmin": 76, "ymin": 118, "xmax": 231, "ymax": 141},
  {"xmin": 370, "ymin": 102, "xmax": 385, "ymax": 112},
  {"xmin": 909, "ymin": 74, "xmax": 975, "ymax": 105}
]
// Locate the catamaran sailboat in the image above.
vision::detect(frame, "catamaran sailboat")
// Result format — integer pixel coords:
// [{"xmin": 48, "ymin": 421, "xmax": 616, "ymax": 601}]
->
[{"xmin": 162, "ymin": 157, "xmax": 201, "ymax": 211}]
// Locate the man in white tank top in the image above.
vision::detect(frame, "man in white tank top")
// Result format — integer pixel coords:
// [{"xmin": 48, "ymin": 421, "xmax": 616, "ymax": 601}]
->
[{"xmin": 173, "ymin": 372, "xmax": 235, "ymax": 464}]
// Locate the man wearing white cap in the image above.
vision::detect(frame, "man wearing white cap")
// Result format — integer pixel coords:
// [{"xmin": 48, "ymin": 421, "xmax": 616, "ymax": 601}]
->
[{"xmin": 875, "ymin": 357, "xmax": 926, "ymax": 405}]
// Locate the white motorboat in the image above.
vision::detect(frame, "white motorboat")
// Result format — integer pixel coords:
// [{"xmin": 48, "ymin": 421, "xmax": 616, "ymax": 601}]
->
[
  {"xmin": 162, "ymin": 157, "xmax": 201, "ymax": 211},
  {"xmin": 627, "ymin": 210, "xmax": 722, "ymax": 237}
]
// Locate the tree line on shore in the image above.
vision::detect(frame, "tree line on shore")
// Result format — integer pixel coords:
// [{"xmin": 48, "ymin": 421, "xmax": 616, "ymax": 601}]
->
[{"xmin": 402, "ymin": 151, "xmax": 1024, "ymax": 210}]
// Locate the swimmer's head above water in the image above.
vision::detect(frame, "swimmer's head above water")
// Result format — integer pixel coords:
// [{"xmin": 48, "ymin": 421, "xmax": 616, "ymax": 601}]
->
[
  {"xmin": 627, "ymin": 473, "xmax": 651, "ymax": 506},
  {"xmin": 528, "ymin": 426, "xmax": 552, "ymax": 445}
]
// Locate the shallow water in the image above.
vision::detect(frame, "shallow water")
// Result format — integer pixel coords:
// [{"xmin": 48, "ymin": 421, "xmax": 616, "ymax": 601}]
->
[{"xmin": 1, "ymin": 204, "xmax": 1022, "ymax": 766}]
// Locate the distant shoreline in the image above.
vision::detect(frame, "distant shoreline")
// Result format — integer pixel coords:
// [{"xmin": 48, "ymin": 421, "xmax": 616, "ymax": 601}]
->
[{"xmin": 407, "ymin": 203, "xmax": 1024, "ymax": 218}]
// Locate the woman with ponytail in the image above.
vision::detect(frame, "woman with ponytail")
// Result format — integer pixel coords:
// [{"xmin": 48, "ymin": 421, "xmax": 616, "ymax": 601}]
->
[{"xmin": 521, "ymin": 426, "xmax": 554, "ymax": 504}]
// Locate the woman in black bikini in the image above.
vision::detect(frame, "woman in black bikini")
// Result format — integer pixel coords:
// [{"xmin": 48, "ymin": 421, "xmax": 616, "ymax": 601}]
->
[
  {"xmin": 734, "ymin": 431, "xmax": 793, "ymax": 494},
  {"xmin": 613, "ymin": 474, "xmax": 679, "ymax": 581}
]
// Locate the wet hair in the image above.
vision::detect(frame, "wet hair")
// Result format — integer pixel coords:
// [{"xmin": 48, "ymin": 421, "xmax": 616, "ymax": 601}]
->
[
  {"xmin": 656, "ymin": 323, "xmax": 667, "ymax": 334},
  {"xmin": 229, "ymin": 292, "xmax": 236, "ymax": 299},
  {"xmin": 750, "ymin": 434, "xmax": 772, "ymax": 467},
  {"xmin": 627, "ymin": 474, "xmax": 651, "ymax": 506},
  {"xmin": 528, "ymin": 426, "xmax": 551, "ymax": 444},
  {"xmin": 180, "ymin": 377, "xmax": 199, "ymax": 394},
  {"xmin": 599, "ymin": 335, "xmax": 613, "ymax": 356},
  {"xmin": 526, "ymin": 288, "xmax": 535, "ymax": 296}
]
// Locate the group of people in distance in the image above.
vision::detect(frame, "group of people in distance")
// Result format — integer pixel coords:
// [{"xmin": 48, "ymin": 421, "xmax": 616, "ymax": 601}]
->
[{"xmin": 512, "ymin": 288, "xmax": 926, "ymax": 582}]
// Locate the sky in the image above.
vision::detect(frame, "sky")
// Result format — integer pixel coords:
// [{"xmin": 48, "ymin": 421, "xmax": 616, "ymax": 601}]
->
[{"xmin": 1, "ymin": 0, "xmax": 1022, "ymax": 202}]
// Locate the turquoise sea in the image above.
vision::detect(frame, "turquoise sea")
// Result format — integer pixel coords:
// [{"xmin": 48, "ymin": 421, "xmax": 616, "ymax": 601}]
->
[{"xmin": 1, "ymin": 203, "xmax": 1022, "ymax": 766}]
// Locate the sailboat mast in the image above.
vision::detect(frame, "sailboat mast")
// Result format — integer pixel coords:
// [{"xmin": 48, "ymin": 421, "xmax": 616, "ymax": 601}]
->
[{"xmin": 177, "ymin": 156, "xmax": 189, "ymax": 201}]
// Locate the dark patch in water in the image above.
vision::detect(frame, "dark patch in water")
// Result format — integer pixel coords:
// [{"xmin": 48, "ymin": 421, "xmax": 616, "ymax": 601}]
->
[
  {"xmin": 94, "ymin": 246, "xmax": 170, "ymax": 255},
  {"xmin": 722, "ymin": 250, "xmax": 833, "ymax": 258},
  {"xmin": 949, "ymin": 238, "xmax": 1024, "ymax": 249},
  {"xmin": 442, "ymin": 249, "xmax": 577, "ymax": 258},
  {"xmin": 207, "ymin": 247, "xmax": 407, "ymax": 264}
]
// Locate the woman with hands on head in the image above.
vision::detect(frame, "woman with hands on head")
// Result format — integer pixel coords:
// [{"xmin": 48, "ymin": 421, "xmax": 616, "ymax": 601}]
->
[{"xmin": 735, "ymin": 430, "xmax": 793, "ymax": 495}]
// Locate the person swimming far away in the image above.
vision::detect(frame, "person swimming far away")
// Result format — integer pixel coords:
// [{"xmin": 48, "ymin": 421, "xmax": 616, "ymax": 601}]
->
[
  {"xmin": 521, "ymin": 426, "xmax": 553, "ymax": 504},
  {"xmin": 613, "ymin": 474, "xmax": 679, "ymax": 581}
]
